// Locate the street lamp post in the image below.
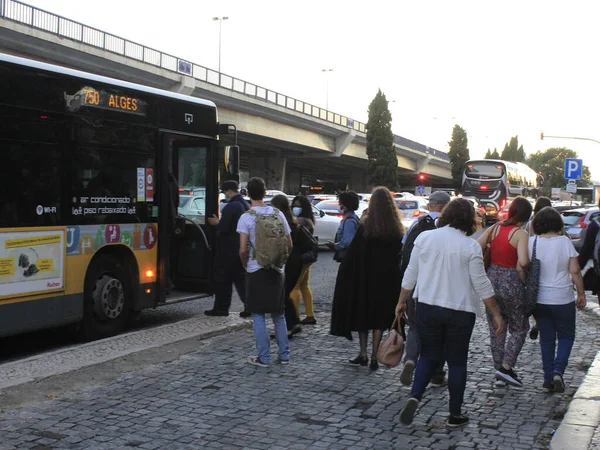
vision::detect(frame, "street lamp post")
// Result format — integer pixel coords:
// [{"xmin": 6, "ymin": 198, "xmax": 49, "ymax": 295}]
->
[
  {"xmin": 321, "ymin": 69, "xmax": 333, "ymax": 110},
  {"xmin": 213, "ymin": 16, "xmax": 229, "ymax": 83}
]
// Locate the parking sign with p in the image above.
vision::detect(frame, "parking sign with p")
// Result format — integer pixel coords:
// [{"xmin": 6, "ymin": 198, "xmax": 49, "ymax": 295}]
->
[{"xmin": 564, "ymin": 158, "xmax": 583, "ymax": 180}]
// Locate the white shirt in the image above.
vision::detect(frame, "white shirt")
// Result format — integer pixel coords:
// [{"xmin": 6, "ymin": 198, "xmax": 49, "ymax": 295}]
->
[
  {"xmin": 236, "ymin": 206, "xmax": 291, "ymax": 273},
  {"xmin": 528, "ymin": 235, "xmax": 578, "ymax": 305},
  {"xmin": 401, "ymin": 212, "xmax": 441, "ymax": 244},
  {"xmin": 402, "ymin": 226, "xmax": 495, "ymax": 316}
]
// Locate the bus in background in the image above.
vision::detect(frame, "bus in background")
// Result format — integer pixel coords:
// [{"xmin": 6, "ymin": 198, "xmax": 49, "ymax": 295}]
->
[
  {"xmin": 462, "ymin": 159, "xmax": 538, "ymax": 222},
  {"xmin": 0, "ymin": 53, "xmax": 238, "ymax": 340}
]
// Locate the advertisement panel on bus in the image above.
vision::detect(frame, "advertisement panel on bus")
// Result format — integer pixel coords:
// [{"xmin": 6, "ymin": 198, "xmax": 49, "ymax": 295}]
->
[{"xmin": 0, "ymin": 229, "xmax": 65, "ymax": 297}]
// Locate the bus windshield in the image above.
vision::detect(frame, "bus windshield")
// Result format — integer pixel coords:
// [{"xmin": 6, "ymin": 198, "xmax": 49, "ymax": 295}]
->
[{"xmin": 465, "ymin": 162, "xmax": 504, "ymax": 179}]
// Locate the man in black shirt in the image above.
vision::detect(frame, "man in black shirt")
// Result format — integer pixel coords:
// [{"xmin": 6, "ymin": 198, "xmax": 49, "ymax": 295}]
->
[{"xmin": 205, "ymin": 180, "xmax": 250, "ymax": 317}]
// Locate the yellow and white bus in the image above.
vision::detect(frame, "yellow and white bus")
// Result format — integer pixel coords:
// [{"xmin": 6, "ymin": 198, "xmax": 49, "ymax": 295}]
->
[{"xmin": 0, "ymin": 53, "xmax": 236, "ymax": 340}]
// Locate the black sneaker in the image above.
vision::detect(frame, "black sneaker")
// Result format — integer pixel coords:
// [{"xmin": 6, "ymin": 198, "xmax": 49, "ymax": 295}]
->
[
  {"xmin": 495, "ymin": 367, "xmax": 523, "ymax": 387},
  {"xmin": 529, "ymin": 325, "xmax": 539, "ymax": 340},
  {"xmin": 400, "ymin": 398, "xmax": 419, "ymax": 425},
  {"xmin": 553, "ymin": 373, "xmax": 565, "ymax": 393},
  {"xmin": 543, "ymin": 380, "xmax": 555, "ymax": 393},
  {"xmin": 239, "ymin": 311, "xmax": 252, "ymax": 319},
  {"xmin": 204, "ymin": 309, "xmax": 229, "ymax": 317},
  {"xmin": 430, "ymin": 375, "xmax": 448, "ymax": 388},
  {"xmin": 447, "ymin": 414, "xmax": 469, "ymax": 428}
]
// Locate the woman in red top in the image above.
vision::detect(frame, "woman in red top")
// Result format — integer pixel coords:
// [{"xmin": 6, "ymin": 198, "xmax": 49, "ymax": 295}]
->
[{"xmin": 478, "ymin": 197, "xmax": 532, "ymax": 387}]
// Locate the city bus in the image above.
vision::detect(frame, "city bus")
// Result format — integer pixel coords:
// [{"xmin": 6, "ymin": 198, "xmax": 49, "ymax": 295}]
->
[
  {"xmin": 0, "ymin": 53, "xmax": 238, "ymax": 340},
  {"xmin": 462, "ymin": 159, "xmax": 538, "ymax": 221}
]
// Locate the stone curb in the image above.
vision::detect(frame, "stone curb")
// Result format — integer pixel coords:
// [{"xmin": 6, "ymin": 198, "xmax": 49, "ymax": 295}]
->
[
  {"xmin": 0, "ymin": 313, "xmax": 252, "ymax": 390},
  {"xmin": 550, "ymin": 297, "xmax": 600, "ymax": 450}
]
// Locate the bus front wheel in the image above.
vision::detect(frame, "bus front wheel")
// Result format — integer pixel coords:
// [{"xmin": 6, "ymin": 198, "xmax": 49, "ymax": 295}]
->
[{"xmin": 80, "ymin": 255, "xmax": 132, "ymax": 341}]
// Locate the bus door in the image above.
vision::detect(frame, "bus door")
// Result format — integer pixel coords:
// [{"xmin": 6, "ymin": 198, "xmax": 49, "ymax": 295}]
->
[{"xmin": 158, "ymin": 134, "xmax": 217, "ymax": 302}]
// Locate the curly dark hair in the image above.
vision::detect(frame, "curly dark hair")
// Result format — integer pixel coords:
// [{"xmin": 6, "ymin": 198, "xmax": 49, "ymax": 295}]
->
[
  {"xmin": 437, "ymin": 198, "xmax": 477, "ymax": 236},
  {"xmin": 292, "ymin": 195, "xmax": 315, "ymax": 224},
  {"xmin": 363, "ymin": 187, "xmax": 405, "ymax": 239},
  {"xmin": 338, "ymin": 191, "xmax": 360, "ymax": 212},
  {"xmin": 532, "ymin": 206, "xmax": 564, "ymax": 235}
]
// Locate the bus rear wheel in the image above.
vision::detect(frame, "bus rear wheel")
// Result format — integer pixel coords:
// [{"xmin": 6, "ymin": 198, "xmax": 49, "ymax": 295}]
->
[{"xmin": 80, "ymin": 255, "xmax": 132, "ymax": 341}]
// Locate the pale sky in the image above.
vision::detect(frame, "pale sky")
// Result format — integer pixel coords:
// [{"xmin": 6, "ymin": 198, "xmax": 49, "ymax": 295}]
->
[{"xmin": 25, "ymin": 0, "xmax": 600, "ymax": 179}]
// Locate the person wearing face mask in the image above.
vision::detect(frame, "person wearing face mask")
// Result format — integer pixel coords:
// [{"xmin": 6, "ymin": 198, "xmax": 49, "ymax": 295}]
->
[
  {"xmin": 206, "ymin": 180, "xmax": 250, "ymax": 317},
  {"xmin": 290, "ymin": 195, "xmax": 317, "ymax": 324},
  {"xmin": 327, "ymin": 191, "xmax": 360, "ymax": 262}
]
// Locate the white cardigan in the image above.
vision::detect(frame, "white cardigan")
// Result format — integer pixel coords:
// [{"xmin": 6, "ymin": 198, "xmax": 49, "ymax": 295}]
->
[{"xmin": 402, "ymin": 226, "xmax": 495, "ymax": 316}]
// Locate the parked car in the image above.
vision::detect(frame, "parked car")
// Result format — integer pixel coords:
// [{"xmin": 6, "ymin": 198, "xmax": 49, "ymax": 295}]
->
[
  {"xmin": 357, "ymin": 193, "xmax": 372, "ymax": 203},
  {"xmin": 314, "ymin": 199, "xmax": 369, "ymax": 219},
  {"xmin": 463, "ymin": 196, "xmax": 487, "ymax": 227},
  {"xmin": 312, "ymin": 205, "xmax": 342, "ymax": 246},
  {"xmin": 308, "ymin": 194, "xmax": 337, "ymax": 205},
  {"xmin": 263, "ymin": 198, "xmax": 341, "ymax": 246},
  {"xmin": 562, "ymin": 207, "xmax": 600, "ymax": 250},
  {"xmin": 178, "ymin": 195, "xmax": 206, "ymax": 224},
  {"xmin": 395, "ymin": 198, "xmax": 429, "ymax": 229}
]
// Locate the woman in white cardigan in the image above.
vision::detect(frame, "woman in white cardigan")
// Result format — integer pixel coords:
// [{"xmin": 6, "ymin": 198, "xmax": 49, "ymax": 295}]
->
[{"xmin": 396, "ymin": 198, "xmax": 504, "ymax": 428}]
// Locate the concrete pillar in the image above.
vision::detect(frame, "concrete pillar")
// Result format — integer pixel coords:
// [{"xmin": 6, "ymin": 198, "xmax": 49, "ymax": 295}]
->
[
  {"xmin": 248, "ymin": 154, "xmax": 287, "ymax": 192},
  {"xmin": 170, "ymin": 75, "xmax": 195, "ymax": 95},
  {"xmin": 415, "ymin": 154, "xmax": 433, "ymax": 174},
  {"xmin": 334, "ymin": 130, "xmax": 356, "ymax": 156}
]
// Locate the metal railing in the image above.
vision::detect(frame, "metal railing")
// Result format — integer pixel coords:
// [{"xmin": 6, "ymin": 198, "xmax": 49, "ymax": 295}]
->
[{"xmin": 0, "ymin": 0, "xmax": 449, "ymax": 162}]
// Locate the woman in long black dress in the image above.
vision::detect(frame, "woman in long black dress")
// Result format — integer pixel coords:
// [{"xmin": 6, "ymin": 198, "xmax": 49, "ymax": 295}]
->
[{"xmin": 330, "ymin": 186, "xmax": 405, "ymax": 371}]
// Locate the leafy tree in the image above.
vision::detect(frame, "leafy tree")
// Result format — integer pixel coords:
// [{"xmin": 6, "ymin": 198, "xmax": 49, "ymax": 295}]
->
[
  {"xmin": 527, "ymin": 147, "xmax": 591, "ymax": 193},
  {"xmin": 500, "ymin": 136, "xmax": 526, "ymax": 162},
  {"xmin": 491, "ymin": 148, "xmax": 500, "ymax": 159},
  {"xmin": 485, "ymin": 149, "xmax": 492, "ymax": 159},
  {"xmin": 366, "ymin": 89, "xmax": 397, "ymax": 189},
  {"xmin": 448, "ymin": 125, "xmax": 470, "ymax": 190},
  {"xmin": 517, "ymin": 145, "xmax": 526, "ymax": 163}
]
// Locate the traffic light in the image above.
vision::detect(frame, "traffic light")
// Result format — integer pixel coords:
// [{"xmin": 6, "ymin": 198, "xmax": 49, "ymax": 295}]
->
[
  {"xmin": 540, "ymin": 131, "xmax": 544, "ymax": 140},
  {"xmin": 418, "ymin": 173, "xmax": 426, "ymax": 182}
]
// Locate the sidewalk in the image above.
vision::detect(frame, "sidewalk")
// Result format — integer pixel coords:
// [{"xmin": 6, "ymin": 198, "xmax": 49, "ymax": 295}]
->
[{"xmin": 551, "ymin": 298, "xmax": 600, "ymax": 450}]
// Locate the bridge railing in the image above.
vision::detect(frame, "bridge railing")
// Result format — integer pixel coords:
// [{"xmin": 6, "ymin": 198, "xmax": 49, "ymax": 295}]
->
[{"xmin": 0, "ymin": 0, "xmax": 449, "ymax": 162}]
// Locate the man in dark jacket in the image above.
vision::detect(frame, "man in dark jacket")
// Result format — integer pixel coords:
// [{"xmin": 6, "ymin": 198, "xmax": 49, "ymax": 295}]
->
[{"xmin": 205, "ymin": 180, "xmax": 250, "ymax": 317}]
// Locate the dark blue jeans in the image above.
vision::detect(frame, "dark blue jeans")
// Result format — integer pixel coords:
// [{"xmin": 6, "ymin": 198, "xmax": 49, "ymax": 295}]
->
[
  {"xmin": 410, "ymin": 303, "xmax": 476, "ymax": 416},
  {"xmin": 534, "ymin": 302, "xmax": 576, "ymax": 382}
]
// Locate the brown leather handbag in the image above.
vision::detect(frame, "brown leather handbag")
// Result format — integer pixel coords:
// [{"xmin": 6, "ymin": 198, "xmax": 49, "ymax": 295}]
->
[{"xmin": 376, "ymin": 315, "xmax": 406, "ymax": 368}]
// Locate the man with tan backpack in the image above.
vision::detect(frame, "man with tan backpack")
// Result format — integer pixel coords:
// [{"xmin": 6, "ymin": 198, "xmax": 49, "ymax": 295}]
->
[{"xmin": 237, "ymin": 177, "xmax": 293, "ymax": 367}]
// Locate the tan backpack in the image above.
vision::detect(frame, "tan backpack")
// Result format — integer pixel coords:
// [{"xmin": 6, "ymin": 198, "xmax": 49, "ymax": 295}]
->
[{"xmin": 247, "ymin": 208, "xmax": 289, "ymax": 269}]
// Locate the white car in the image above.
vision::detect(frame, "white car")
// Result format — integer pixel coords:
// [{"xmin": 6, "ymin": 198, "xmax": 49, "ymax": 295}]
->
[{"xmin": 312, "ymin": 205, "xmax": 341, "ymax": 246}]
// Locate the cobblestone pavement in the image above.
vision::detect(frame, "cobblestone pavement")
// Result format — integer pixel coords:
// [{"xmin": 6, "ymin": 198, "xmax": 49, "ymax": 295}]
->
[{"xmin": 0, "ymin": 256, "xmax": 599, "ymax": 449}]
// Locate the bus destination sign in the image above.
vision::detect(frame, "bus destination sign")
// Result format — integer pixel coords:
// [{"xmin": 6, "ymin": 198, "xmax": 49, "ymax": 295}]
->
[{"xmin": 66, "ymin": 87, "xmax": 147, "ymax": 116}]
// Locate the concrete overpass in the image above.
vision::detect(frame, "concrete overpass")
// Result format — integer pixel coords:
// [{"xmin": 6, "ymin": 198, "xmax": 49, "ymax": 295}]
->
[{"xmin": 0, "ymin": 0, "xmax": 452, "ymax": 193}]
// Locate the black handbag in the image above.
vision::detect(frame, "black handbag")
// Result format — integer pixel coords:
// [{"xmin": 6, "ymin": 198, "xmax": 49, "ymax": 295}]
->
[
  {"xmin": 524, "ymin": 237, "xmax": 540, "ymax": 316},
  {"xmin": 298, "ymin": 225, "xmax": 319, "ymax": 264}
]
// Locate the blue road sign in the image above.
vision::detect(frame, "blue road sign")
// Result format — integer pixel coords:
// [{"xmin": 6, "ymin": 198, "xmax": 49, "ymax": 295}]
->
[
  {"xmin": 564, "ymin": 158, "xmax": 583, "ymax": 180},
  {"xmin": 416, "ymin": 185, "xmax": 425, "ymax": 195}
]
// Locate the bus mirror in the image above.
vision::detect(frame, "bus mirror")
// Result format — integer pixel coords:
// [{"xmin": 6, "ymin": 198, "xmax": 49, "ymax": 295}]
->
[
  {"xmin": 224, "ymin": 145, "xmax": 240, "ymax": 179},
  {"xmin": 218, "ymin": 123, "xmax": 236, "ymax": 135}
]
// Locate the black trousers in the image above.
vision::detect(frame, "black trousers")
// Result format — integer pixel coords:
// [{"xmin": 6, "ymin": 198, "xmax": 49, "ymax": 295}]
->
[{"xmin": 212, "ymin": 259, "xmax": 247, "ymax": 312}]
